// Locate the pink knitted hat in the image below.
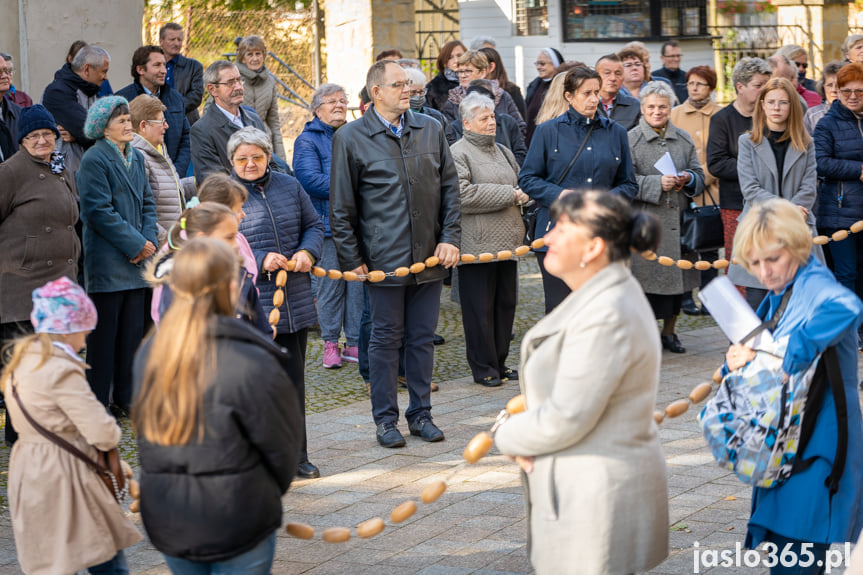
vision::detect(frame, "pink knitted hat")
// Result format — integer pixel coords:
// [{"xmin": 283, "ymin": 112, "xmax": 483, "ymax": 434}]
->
[{"xmin": 30, "ymin": 277, "xmax": 98, "ymax": 334}]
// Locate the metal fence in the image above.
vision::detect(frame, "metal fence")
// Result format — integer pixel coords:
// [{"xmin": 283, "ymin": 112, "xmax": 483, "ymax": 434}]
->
[
  {"xmin": 143, "ymin": 6, "xmax": 319, "ymax": 156},
  {"xmin": 711, "ymin": 24, "xmax": 819, "ymax": 103}
]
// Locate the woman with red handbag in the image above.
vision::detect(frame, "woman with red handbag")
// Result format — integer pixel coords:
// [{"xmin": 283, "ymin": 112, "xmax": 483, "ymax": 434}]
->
[{"xmin": 1, "ymin": 277, "xmax": 141, "ymax": 574}]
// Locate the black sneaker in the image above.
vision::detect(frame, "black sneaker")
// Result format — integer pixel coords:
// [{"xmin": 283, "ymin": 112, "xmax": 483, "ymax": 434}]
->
[
  {"xmin": 475, "ymin": 376, "xmax": 503, "ymax": 387},
  {"xmin": 502, "ymin": 367, "xmax": 518, "ymax": 381},
  {"xmin": 408, "ymin": 416, "xmax": 444, "ymax": 442},
  {"xmin": 376, "ymin": 422, "xmax": 406, "ymax": 448},
  {"xmin": 433, "ymin": 334, "xmax": 445, "ymax": 346}
]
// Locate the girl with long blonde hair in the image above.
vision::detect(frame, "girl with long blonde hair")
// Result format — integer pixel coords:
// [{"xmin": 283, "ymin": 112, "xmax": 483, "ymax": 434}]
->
[
  {"xmin": 730, "ymin": 77, "xmax": 819, "ymax": 309},
  {"xmin": 132, "ymin": 237, "xmax": 302, "ymax": 570}
]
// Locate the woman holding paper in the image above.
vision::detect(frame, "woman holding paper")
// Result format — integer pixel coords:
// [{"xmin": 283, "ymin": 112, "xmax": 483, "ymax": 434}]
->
[
  {"xmin": 628, "ymin": 81, "xmax": 704, "ymax": 354},
  {"xmin": 732, "ymin": 77, "xmax": 818, "ymax": 311},
  {"xmin": 724, "ymin": 199, "xmax": 863, "ymax": 575}
]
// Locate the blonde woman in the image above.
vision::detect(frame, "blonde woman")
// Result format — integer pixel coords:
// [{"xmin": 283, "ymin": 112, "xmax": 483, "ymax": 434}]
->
[
  {"xmin": 132, "ymin": 238, "xmax": 302, "ymax": 571},
  {"xmin": 3, "ymin": 277, "xmax": 141, "ymax": 574},
  {"xmin": 533, "ymin": 72, "xmax": 568, "ymax": 126}
]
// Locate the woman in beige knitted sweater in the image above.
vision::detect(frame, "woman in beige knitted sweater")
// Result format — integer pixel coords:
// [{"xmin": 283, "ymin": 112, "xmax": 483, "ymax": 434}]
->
[
  {"xmin": 236, "ymin": 35, "xmax": 285, "ymax": 159},
  {"xmin": 450, "ymin": 92, "xmax": 526, "ymax": 387}
]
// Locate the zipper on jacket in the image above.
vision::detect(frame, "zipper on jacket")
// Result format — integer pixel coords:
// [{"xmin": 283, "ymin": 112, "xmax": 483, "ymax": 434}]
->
[{"xmin": 260, "ymin": 188, "xmax": 294, "ymax": 332}]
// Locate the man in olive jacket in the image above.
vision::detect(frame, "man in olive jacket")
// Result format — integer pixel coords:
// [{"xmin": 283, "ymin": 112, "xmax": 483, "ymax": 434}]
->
[{"xmin": 329, "ymin": 60, "xmax": 461, "ymax": 449}]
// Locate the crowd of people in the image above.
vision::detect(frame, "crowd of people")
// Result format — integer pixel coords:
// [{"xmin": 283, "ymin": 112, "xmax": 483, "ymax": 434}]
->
[{"xmin": 2, "ymin": 25, "xmax": 863, "ymax": 575}]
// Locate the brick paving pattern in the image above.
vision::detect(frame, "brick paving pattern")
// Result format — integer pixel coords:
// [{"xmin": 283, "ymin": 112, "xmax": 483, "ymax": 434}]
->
[{"xmin": 0, "ymin": 255, "xmax": 854, "ymax": 574}]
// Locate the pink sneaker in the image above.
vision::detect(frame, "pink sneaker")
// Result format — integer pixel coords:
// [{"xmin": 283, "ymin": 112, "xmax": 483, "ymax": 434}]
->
[
  {"xmin": 341, "ymin": 345, "xmax": 359, "ymax": 363},
  {"xmin": 323, "ymin": 341, "xmax": 342, "ymax": 369}
]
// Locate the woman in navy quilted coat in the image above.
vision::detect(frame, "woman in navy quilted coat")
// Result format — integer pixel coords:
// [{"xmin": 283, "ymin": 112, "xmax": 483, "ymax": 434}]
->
[
  {"xmin": 229, "ymin": 127, "xmax": 325, "ymax": 479},
  {"xmin": 814, "ymin": 63, "xmax": 863, "ymax": 315}
]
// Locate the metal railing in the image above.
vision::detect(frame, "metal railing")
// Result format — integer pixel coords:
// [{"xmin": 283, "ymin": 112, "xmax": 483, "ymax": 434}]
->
[{"xmin": 711, "ymin": 24, "xmax": 820, "ymax": 103}]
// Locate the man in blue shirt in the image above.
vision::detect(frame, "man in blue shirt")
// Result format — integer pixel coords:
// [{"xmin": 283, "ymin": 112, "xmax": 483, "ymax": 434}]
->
[
  {"xmin": 159, "ymin": 23, "xmax": 204, "ymax": 126},
  {"xmin": 116, "ymin": 46, "xmax": 191, "ymax": 176}
]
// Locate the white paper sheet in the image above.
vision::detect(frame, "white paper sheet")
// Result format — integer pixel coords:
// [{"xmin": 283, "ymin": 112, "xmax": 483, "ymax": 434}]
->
[
  {"xmin": 698, "ymin": 276, "xmax": 774, "ymax": 347},
  {"xmin": 653, "ymin": 151, "xmax": 678, "ymax": 176}
]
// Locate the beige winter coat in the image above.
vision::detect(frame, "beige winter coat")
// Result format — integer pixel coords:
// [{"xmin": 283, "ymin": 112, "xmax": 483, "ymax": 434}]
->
[
  {"xmin": 131, "ymin": 134, "xmax": 196, "ymax": 246},
  {"xmin": 495, "ymin": 262, "xmax": 669, "ymax": 575},
  {"xmin": 7, "ymin": 342, "xmax": 141, "ymax": 574},
  {"xmin": 237, "ymin": 62, "xmax": 286, "ymax": 159},
  {"xmin": 450, "ymin": 130, "xmax": 524, "ymax": 258},
  {"xmin": 670, "ymin": 99, "xmax": 723, "ymax": 205}
]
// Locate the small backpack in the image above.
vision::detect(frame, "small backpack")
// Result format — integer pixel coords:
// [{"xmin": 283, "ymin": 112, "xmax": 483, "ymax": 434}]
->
[{"xmin": 698, "ymin": 288, "xmax": 848, "ymax": 491}]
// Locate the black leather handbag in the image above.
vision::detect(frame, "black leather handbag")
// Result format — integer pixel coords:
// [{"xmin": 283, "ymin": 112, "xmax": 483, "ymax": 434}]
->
[{"xmin": 681, "ymin": 188, "xmax": 723, "ymax": 252}]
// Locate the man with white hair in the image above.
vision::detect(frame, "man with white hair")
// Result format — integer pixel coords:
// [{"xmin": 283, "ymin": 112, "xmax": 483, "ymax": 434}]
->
[
  {"xmin": 403, "ymin": 67, "xmax": 448, "ymax": 130},
  {"xmin": 41, "ymin": 45, "xmax": 109, "ymax": 152},
  {"xmin": 190, "ymin": 60, "xmax": 278, "ymax": 183}
]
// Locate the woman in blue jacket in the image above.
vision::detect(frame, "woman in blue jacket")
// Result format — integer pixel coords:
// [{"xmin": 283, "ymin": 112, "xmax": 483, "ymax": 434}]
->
[
  {"xmin": 814, "ymin": 63, "xmax": 863, "ymax": 328},
  {"xmin": 230, "ymin": 126, "xmax": 325, "ymax": 480},
  {"xmin": 293, "ymin": 84, "xmax": 362, "ymax": 370},
  {"xmin": 726, "ymin": 199, "xmax": 863, "ymax": 574},
  {"xmin": 77, "ymin": 96, "xmax": 158, "ymax": 415},
  {"xmin": 519, "ymin": 66, "xmax": 637, "ymax": 313}
]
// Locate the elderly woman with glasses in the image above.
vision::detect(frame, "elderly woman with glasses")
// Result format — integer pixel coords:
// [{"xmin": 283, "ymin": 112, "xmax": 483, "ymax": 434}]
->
[
  {"xmin": 293, "ymin": 84, "xmax": 363, "ymax": 370},
  {"xmin": 442, "ymin": 50, "xmax": 524, "ymax": 135},
  {"xmin": 804, "ymin": 61, "xmax": 843, "ymax": 135},
  {"xmin": 814, "ymin": 63, "xmax": 863, "ymax": 330},
  {"xmin": 0, "ymin": 105, "xmax": 81, "ymax": 444},
  {"xmin": 629, "ymin": 81, "xmax": 704, "ymax": 354},
  {"xmin": 525, "ymin": 47, "xmax": 563, "ymax": 146},
  {"xmin": 129, "ymin": 94, "xmax": 195, "ymax": 246},
  {"xmin": 230, "ymin": 126, "xmax": 324, "ymax": 479}
]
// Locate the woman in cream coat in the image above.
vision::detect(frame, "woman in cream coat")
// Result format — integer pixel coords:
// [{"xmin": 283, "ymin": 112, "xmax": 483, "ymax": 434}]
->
[{"xmin": 494, "ymin": 189, "xmax": 668, "ymax": 575}]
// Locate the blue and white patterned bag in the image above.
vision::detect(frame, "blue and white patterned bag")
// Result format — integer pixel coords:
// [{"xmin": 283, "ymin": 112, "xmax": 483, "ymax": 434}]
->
[{"xmin": 697, "ymin": 336, "xmax": 821, "ymax": 488}]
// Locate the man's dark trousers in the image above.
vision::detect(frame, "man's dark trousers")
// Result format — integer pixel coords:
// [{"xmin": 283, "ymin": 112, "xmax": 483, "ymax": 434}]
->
[{"xmin": 367, "ymin": 281, "xmax": 442, "ymax": 426}]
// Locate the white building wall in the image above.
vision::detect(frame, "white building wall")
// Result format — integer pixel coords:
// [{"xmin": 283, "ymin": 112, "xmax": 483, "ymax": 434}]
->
[
  {"xmin": 459, "ymin": 0, "xmax": 714, "ymax": 92},
  {"xmin": 0, "ymin": 0, "xmax": 145, "ymax": 98}
]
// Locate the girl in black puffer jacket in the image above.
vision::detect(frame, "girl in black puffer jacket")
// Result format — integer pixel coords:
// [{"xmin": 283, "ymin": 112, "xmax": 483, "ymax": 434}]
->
[{"xmin": 133, "ymin": 238, "xmax": 302, "ymax": 569}]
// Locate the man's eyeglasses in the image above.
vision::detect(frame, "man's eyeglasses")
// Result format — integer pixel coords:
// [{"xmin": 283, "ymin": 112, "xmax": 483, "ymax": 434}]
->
[
  {"xmin": 321, "ymin": 98, "xmax": 348, "ymax": 106},
  {"xmin": 212, "ymin": 77, "xmax": 244, "ymax": 87},
  {"xmin": 378, "ymin": 80, "xmax": 412, "ymax": 90},
  {"xmin": 409, "ymin": 88, "xmax": 427, "ymax": 97},
  {"xmin": 145, "ymin": 119, "xmax": 168, "ymax": 127}
]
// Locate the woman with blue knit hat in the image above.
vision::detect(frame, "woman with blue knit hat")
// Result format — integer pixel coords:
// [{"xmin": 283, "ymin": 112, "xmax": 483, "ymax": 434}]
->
[
  {"xmin": 2, "ymin": 276, "xmax": 141, "ymax": 574},
  {"xmin": 77, "ymin": 95, "xmax": 158, "ymax": 416},
  {"xmin": 0, "ymin": 104, "xmax": 80, "ymax": 445}
]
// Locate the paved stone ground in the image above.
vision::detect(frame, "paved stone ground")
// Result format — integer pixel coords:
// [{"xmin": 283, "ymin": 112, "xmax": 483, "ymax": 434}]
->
[{"xmin": 0, "ymin": 256, "xmax": 855, "ymax": 574}]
